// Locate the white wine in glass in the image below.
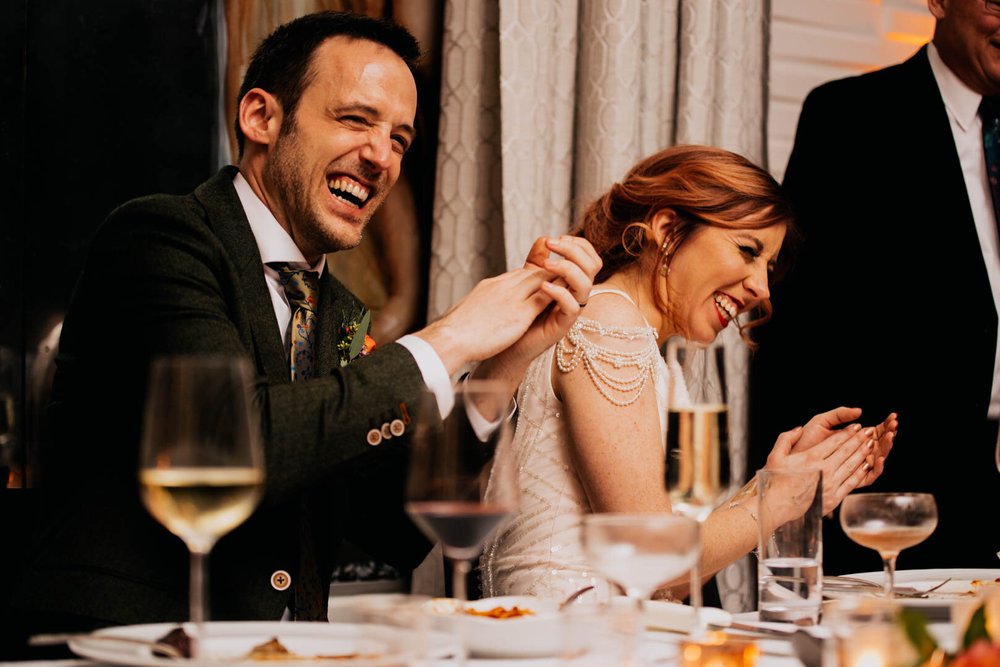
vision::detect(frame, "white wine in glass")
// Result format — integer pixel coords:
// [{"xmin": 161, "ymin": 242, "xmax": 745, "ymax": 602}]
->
[
  {"xmin": 139, "ymin": 355, "xmax": 264, "ymax": 655},
  {"xmin": 663, "ymin": 336, "xmax": 734, "ymax": 635},
  {"xmin": 839, "ymin": 492, "xmax": 937, "ymax": 597}
]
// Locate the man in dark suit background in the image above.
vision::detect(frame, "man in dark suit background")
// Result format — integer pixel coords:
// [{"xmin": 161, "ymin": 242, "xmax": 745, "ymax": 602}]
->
[
  {"xmin": 3, "ymin": 11, "xmax": 599, "ymax": 651},
  {"xmin": 751, "ymin": 0, "xmax": 1000, "ymax": 576}
]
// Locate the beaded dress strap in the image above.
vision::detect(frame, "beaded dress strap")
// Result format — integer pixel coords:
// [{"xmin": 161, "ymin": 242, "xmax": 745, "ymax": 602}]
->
[{"xmin": 555, "ymin": 293, "xmax": 659, "ymax": 407}]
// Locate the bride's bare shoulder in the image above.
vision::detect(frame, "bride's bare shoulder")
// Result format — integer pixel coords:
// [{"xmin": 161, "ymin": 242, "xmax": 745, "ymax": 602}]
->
[{"xmin": 578, "ymin": 290, "xmax": 649, "ymax": 330}]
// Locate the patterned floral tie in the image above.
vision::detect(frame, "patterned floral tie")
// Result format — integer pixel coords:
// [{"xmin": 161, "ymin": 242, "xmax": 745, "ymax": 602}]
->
[
  {"xmin": 980, "ymin": 97, "xmax": 1000, "ymax": 228},
  {"xmin": 271, "ymin": 264, "xmax": 320, "ymax": 381},
  {"xmin": 269, "ymin": 263, "xmax": 325, "ymax": 620}
]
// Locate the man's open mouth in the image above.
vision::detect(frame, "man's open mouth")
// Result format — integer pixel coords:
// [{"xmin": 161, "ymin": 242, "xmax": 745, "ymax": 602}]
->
[{"xmin": 328, "ymin": 176, "xmax": 370, "ymax": 208}]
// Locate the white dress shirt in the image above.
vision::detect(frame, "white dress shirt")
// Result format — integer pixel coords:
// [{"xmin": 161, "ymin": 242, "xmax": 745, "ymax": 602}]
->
[
  {"xmin": 928, "ymin": 43, "xmax": 1000, "ymax": 418},
  {"xmin": 232, "ymin": 172, "xmax": 454, "ymax": 417}
]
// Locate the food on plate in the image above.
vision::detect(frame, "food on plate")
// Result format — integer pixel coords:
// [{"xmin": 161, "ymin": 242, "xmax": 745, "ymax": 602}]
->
[
  {"xmin": 464, "ymin": 605, "xmax": 535, "ymax": 619},
  {"xmin": 246, "ymin": 637, "xmax": 370, "ymax": 661},
  {"xmin": 154, "ymin": 627, "xmax": 193, "ymax": 658},
  {"xmin": 971, "ymin": 577, "xmax": 1000, "ymax": 588}
]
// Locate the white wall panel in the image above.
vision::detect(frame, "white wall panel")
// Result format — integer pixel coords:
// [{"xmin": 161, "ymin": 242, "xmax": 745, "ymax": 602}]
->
[{"xmin": 767, "ymin": 0, "xmax": 933, "ymax": 181}]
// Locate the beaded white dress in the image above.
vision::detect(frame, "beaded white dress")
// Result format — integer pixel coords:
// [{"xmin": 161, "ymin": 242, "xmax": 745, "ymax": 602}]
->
[{"xmin": 480, "ymin": 289, "xmax": 669, "ymax": 600}]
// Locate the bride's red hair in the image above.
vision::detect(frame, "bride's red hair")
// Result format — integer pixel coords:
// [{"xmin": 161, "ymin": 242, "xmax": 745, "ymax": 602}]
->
[{"xmin": 572, "ymin": 144, "xmax": 798, "ymax": 342}]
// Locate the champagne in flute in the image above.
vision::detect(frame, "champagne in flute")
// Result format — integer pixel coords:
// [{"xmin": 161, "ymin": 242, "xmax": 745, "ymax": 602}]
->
[
  {"xmin": 663, "ymin": 337, "xmax": 735, "ymax": 636},
  {"xmin": 139, "ymin": 356, "xmax": 264, "ymax": 655},
  {"xmin": 665, "ymin": 404, "xmax": 731, "ymax": 520}
]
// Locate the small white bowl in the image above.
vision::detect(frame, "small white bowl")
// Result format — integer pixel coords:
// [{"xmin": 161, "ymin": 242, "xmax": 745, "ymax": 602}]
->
[{"xmin": 430, "ymin": 595, "xmax": 564, "ymax": 658}]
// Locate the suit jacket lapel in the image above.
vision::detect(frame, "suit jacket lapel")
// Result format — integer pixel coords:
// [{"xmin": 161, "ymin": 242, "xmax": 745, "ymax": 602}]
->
[{"xmin": 193, "ymin": 167, "xmax": 289, "ymax": 382}]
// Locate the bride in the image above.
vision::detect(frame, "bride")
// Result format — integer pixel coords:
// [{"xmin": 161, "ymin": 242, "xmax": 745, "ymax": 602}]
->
[{"xmin": 477, "ymin": 145, "xmax": 895, "ymax": 601}]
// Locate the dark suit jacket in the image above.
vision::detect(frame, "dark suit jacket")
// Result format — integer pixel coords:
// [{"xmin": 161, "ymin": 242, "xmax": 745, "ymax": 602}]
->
[
  {"xmin": 750, "ymin": 47, "xmax": 1000, "ymax": 574},
  {"xmin": 11, "ymin": 167, "xmax": 431, "ymax": 628}
]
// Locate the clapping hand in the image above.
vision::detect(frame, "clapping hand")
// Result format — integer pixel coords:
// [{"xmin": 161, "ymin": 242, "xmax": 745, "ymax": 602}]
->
[{"xmin": 792, "ymin": 406, "xmax": 896, "ymax": 487}]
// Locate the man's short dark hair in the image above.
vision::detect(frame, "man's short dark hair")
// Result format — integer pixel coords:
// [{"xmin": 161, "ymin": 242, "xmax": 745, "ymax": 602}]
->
[{"xmin": 235, "ymin": 11, "xmax": 421, "ymax": 157}]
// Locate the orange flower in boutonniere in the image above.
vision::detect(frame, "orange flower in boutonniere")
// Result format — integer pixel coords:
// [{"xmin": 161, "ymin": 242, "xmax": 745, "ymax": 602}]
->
[
  {"xmin": 338, "ymin": 309, "xmax": 376, "ymax": 367},
  {"xmin": 903, "ymin": 602, "xmax": 1000, "ymax": 667}
]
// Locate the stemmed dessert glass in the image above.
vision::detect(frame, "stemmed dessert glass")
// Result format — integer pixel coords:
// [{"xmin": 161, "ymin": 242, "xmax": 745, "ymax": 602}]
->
[
  {"xmin": 139, "ymin": 355, "xmax": 265, "ymax": 656},
  {"xmin": 582, "ymin": 514, "xmax": 699, "ymax": 666},
  {"xmin": 663, "ymin": 337, "xmax": 735, "ymax": 634},
  {"xmin": 839, "ymin": 492, "xmax": 938, "ymax": 597},
  {"xmin": 405, "ymin": 380, "xmax": 519, "ymax": 601}
]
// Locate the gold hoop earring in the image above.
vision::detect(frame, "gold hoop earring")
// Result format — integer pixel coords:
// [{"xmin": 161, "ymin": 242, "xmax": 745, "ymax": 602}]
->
[{"xmin": 659, "ymin": 237, "xmax": 670, "ymax": 276}]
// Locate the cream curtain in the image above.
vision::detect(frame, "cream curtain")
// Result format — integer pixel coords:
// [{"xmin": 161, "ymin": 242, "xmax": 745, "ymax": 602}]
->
[{"xmin": 430, "ymin": 0, "xmax": 769, "ymax": 612}]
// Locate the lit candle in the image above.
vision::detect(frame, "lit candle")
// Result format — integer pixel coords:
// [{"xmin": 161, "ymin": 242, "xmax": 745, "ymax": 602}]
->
[{"xmin": 680, "ymin": 632, "xmax": 758, "ymax": 667}]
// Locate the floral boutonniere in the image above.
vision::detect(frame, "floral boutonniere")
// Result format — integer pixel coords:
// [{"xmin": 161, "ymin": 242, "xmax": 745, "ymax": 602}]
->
[{"xmin": 338, "ymin": 308, "xmax": 376, "ymax": 367}]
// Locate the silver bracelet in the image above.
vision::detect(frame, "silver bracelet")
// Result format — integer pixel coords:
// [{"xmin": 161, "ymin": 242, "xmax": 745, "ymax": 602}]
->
[{"xmin": 729, "ymin": 502, "xmax": 761, "ymax": 558}]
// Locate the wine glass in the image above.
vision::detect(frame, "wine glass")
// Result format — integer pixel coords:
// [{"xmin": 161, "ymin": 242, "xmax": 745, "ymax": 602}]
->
[
  {"xmin": 139, "ymin": 355, "xmax": 265, "ymax": 655},
  {"xmin": 582, "ymin": 513, "xmax": 699, "ymax": 666},
  {"xmin": 404, "ymin": 379, "xmax": 518, "ymax": 602},
  {"xmin": 839, "ymin": 492, "xmax": 938, "ymax": 597},
  {"xmin": 663, "ymin": 336, "xmax": 735, "ymax": 634}
]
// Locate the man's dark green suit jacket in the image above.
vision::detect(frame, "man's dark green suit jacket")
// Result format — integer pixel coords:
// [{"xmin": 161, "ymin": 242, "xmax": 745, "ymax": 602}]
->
[{"xmin": 11, "ymin": 167, "xmax": 432, "ymax": 629}]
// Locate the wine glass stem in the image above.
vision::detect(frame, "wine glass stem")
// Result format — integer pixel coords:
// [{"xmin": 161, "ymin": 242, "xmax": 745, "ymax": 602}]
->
[
  {"xmin": 688, "ymin": 522, "xmax": 704, "ymax": 638},
  {"xmin": 448, "ymin": 557, "xmax": 471, "ymax": 666},
  {"xmin": 618, "ymin": 594, "xmax": 645, "ymax": 667},
  {"xmin": 190, "ymin": 549, "xmax": 208, "ymax": 656},
  {"xmin": 451, "ymin": 557, "xmax": 471, "ymax": 602},
  {"xmin": 881, "ymin": 553, "xmax": 898, "ymax": 598}
]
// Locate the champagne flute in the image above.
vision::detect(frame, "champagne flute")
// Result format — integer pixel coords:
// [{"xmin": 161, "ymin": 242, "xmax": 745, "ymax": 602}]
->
[
  {"xmin": 405, "ymin": 379, "xmax": 518, "ymax": 600},
  {"xmin": 139, "ymin": 355, "xmax": 264, "ymax": 655},
  {"xmin": 839, "ymin": 492, "xmax": 938, "ymax": 597},
  {"xmin": 582, "ymin": 513, "xmax": 699, "ymax": 666},
  {"xmin": 663, "ymin": 336, "xmax": 735, "ymax": 635}
]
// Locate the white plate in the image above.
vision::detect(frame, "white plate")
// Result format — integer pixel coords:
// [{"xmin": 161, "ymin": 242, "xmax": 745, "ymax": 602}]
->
[
  {"xmin": 635, "ymin": 598, "xmax": 732, "ymax": 633},
  {"xmin": 829, "ymin": 568, "xmax": 1000, "ymax": 606},
  {"xmin": 68, "ymin": 621, "xmax": 454, "ymax": 667}
]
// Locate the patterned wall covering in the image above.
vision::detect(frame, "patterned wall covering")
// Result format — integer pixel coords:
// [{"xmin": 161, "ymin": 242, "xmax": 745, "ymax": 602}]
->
[{"xmin": 431, "ymin": 0, "xmax": 769, "ymax": 612}]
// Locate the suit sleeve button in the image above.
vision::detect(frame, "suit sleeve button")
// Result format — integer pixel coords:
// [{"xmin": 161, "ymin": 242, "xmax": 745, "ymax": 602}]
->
[
  {"xmin": 366, "ymin": 429, "xmax": 383, "ymax": 446},
  {"xmin": 271, "ymin": 570, "xmax": 291, "ymax": 591},
  {"xmin": 389, "ymin": 419, "xmax": 405, "ymax": 437},
  {"xmin": 380, "ymin": 423, "xmax": 393, "ymax": 440}
]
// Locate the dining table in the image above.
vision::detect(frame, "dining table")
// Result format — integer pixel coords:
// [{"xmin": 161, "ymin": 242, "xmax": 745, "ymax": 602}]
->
[{"xmin": 3, "ymin": 567, "xmax": 995, "ymax": 667}]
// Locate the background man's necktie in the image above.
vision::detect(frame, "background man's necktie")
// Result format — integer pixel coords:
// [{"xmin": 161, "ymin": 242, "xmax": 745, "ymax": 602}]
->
[
  {"xmin": 980, "ymin": 97, "xmax": 1000, "ymax": 229},
  {"xmin": 269, "ymin": 263, "xmax": 326, "ymax": 620},
  {"xmin": 272, "ymin": 264, "xmax": 320, "ymax": 381}
]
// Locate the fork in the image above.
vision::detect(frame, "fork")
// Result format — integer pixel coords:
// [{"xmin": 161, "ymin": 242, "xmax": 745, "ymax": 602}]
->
[
  {"xmin": 894, "ymin": 577, "xmax": 952, "ymax": 598},
  {"xmin": 29, "ymin": 633, "xmax": 186, "ymax": 659},
  {"xmin": 824, "ymin": 576, "xmax": 952, "ymax": 597}
]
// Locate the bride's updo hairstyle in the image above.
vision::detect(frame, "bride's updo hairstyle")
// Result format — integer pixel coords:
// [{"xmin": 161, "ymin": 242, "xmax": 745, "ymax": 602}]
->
[{"xmin": 572, "ymin": 144, "xmax": 797, "ymax": 337}]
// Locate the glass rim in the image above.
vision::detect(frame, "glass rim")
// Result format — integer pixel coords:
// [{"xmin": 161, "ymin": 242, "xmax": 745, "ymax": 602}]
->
[
  {"xmin": 841, "ymin": 491, "xmax": 934, "ymax": 499},
  {"xmin": 582, "ymin": 512, "xmax": 698, "ymax": 525}
]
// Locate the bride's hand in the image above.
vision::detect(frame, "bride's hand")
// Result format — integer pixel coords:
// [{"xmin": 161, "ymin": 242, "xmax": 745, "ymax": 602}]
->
[
  {"xmin": 857, "ymin": 412, "xmax": 896, "ymax": 487},
  {"xmin": 790, "ymin": 407, "xmax": 897, "ymax": 489},
  {"xmin": 766, "ymin": 422, "xmax": 874, "ymax": 516},
  {"xmin": 792, "ymin": 406, "xmax": 864, "ymax": 452}
]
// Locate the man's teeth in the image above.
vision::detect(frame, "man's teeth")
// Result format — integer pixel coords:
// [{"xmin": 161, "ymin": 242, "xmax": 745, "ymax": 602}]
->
[
  {"xmin": 714, "ymin": 294, "xmax": 738, "ymax": 321},
  {"xmin": 328, "ymin": 178, "xmax": 370, "ymax": 207}
]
